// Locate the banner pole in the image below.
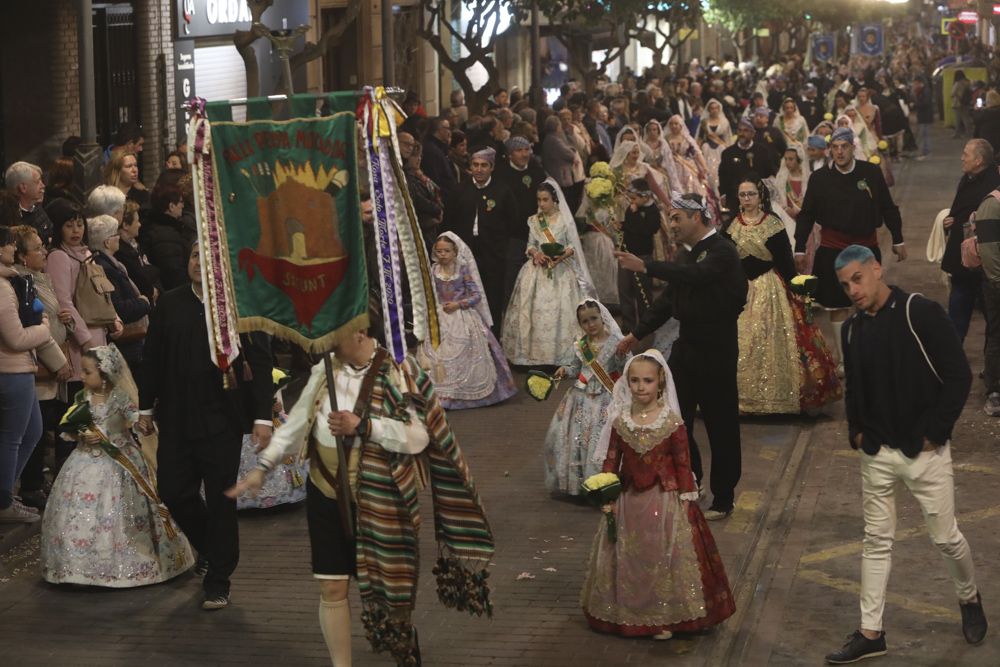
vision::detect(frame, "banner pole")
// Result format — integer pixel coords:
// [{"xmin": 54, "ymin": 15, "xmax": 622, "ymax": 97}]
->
[{"xmin": 323, "ymin": 354, "xmax": 356, "ymax": 540}]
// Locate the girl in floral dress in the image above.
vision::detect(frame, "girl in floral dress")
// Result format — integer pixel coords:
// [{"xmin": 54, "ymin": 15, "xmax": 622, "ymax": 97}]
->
[
  {"xmin": 581, "ymin": 351, "xmax": 735, "ymax": 638},
  {"xmin": 420, "ymin": 232, "xmax": 516, "ymax": 409},
  {"xmin": 233, "ymin": 371, "xmax": 310, "ymax": 510},
  {"xmin": 543, "ymin": 300, "xmax": 625, "ymax": 496},
  {"xmin": 42, "ymin": 345, "xmax": 193, "ymax": 587}
]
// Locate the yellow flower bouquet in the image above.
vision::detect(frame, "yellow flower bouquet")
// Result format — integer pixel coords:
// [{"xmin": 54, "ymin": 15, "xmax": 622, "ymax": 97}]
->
[
  {"xmin": 526, "ymin": 370, "xmax": 560, "ymax": 401},
  {"xmin": 790, "ymin": 274, "xmax": 819, "ymax": 323},
  {"xmin": 585, "ymin": 176, "xmax": 615, "ymax": 208},
  {"xmin": 582, "ymin": 472, "xmax": 623, "ymax": 542},
  {"xmin": 589, "ymin": 161, "xmax": 613, "ymax": 180}
]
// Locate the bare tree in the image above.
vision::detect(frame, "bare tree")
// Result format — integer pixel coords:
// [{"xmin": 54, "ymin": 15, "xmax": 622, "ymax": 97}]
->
[
  {"xmin": 417, "ymin": 0, "xmax": 508, "ymax": 116},
  {"xmin": 237, "ymin": 0, "xmax": 362, "ymax": 98}
]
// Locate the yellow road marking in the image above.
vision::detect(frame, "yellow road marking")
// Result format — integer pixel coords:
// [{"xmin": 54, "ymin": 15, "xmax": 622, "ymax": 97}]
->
[
  {"xmin": 797, "ymin": 569, "xmax": 960, "ymax": 621},
  {"xmin": 831, "ymin": 449, "xmax": 998, "ymax": 475},
  {"xmin": 758, "ymin": 446, "xmax": 779, "ymax": 461},
  {"xmin": 725, "ymin": 491, "xmax": 762, "ymax": 534},
  {"xmin": 800, "ymin": 505, "xmax": 1000, "ymax": 565}
]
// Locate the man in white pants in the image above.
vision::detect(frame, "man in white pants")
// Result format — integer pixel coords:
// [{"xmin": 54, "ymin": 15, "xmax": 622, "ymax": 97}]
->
[{"xmin": 826, "ymin": 245, "xmax": 986, "ymax": 664}]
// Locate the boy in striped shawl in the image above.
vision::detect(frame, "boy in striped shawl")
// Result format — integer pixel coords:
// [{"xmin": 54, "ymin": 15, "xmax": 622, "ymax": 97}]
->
[{"xmin": 228, "ymin": 325, "xmax": 495, "ymax": 666}]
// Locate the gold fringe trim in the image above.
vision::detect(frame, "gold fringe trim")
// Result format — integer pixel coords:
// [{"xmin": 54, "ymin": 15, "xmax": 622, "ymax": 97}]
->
[{"xmin": 237, "ymin": 312, "xmax": 370, "ymax": 355}]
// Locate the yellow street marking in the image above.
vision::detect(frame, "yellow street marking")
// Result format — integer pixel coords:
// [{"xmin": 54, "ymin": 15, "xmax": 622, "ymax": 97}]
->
[
  {"xmin": 954, "ymin": 462, "xmax": 999, "ymax": 475},
  {"xmin": 758, "ymin": 446, "xmax": 779, "ymax": 461},
  {"xmin": 800, "ymin": 505, "xmax": 1000, "ymax": 565},
  {"xmin": 832, "ymin": 449, "xmax": 998, "ymax": 475},
  {"xmin": 797, "ymin": 569, "xmax": 960, "ymax": 621},
  {"xmin": 725, "ymin": 491, "xmax": 762, "ymax": 534}
]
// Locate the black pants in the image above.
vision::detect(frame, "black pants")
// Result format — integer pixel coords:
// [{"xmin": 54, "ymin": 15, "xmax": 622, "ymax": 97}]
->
[
  {"xmin": 504, "ymin": 237, "xmax": 529, "ymax": 309},
  {"xmin": 470, "ymin": 240, "xmax": 506, "ymax": 335},
  {"xmin": 157, "ymin": 427, "xmax": 243, "ymax": 596},
  {"xmin": 669, "ymin": 327, "xmax": 742, "ymax": 511}
]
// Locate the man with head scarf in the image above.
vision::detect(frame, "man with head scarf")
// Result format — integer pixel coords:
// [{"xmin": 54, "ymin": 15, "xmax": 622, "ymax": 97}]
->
[
  {"xmin": 794, "ymin": 126, "xmax": 905, "ymax": 364},
  {"xmin": 614, "ymin": 193, "xmax": 747, "ymax": 521},
  {"xmin": 806, "ymin": 134, "xmax": 830, "ymax": 172},
  {"xmin": 718, "ymin": 118, "xmax": 778, "ymax": 218},
  {"xmin": 443, "ymin": 146, "xmax": 517, "ymax": 331},
  {"xmin": 495, "ymin": 135, "xmax": 549, "ymax": 303},
  {"xmin": 752, "ymin": 107, "xmax": 786, "ymax": 171},
  {"xmin": 798, "ymin": 82, "xmax": 826, "ymax": 129}
]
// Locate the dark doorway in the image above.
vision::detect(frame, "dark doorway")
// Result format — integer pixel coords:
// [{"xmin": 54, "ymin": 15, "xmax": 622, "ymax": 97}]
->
[
  {"xmin": 322, "ymin": 8, "xmax": 360, "ymax": 92},
  {"xmin": 93, "ymin": 3, "xmax": 140, "ymax": 151}
]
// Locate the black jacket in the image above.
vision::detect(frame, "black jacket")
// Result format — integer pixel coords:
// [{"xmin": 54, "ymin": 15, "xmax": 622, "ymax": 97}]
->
[
  {"xmin": 634, "ymin": 231, "xmax": 748, "ymax": 341},
  {"xmin": 139, "ymin": 210, "xmax": 196, "ymax": 291},
  {"xmin": 718, "ymin": 141, "xmax": 778, "ymax": 210},
  {"xmin": 115, "ymin": 240, "xmax": 161, "ymax": 301},
  {"xmin": 942, "ymin": 167, "xmax": 1000, "ymax": 277},
  {"xmin": 421, "ymin": 136, "xmax": 458, "ymax": 201},
  {"xmin": 494, "ymin": 158, "xmax": 548, "ymax": 241},
  {"xmin": 973, "ymin": 106, "xmax": 1000, "ymax": 153},
  {"xmin": 842, "ymin": 287, "xmax": 971, "ymax": 457},
  {"xmin": 93, "ymin": 252, "xmax": 151, "ymax": 325},
  {"xmin": 140, "ymin": 284, "xmax": 273, "ymax": 439}
]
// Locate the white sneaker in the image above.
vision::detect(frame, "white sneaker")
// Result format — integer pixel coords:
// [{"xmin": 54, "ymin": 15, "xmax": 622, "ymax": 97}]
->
[
  {"xmin": 985, "ymin": 393, "xmax": 1000, "ymax": 417},
  {"xmin": 13, "ymin": 498, "xmax": 40, "ymax": 515},
  {"xmin": 0, "ymin": 502, "xmax": 41, "ymax": 523}
]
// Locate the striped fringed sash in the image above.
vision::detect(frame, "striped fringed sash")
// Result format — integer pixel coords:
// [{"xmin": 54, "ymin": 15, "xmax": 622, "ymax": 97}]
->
[{"xmin": 355, "ymin": 358, "xmax": 494, "ymax": 666}]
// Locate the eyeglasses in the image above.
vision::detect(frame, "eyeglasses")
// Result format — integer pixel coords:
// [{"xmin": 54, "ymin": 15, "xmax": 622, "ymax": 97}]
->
[{"xmin": 737, "ymin": 192, "xmax": 759, "ymax": 199}]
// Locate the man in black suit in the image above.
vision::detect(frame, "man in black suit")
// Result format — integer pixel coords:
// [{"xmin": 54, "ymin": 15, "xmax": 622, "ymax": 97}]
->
[
  {"xmin": 494, "ymin": 135, "xmax": 548, "ymax": 305},
  {"xmin": 138, "ymin": 243, "xmax": 274, "ymax": 611},
  {"xmin": 443, "ymin": 146, "xmax": 517, "ymax": 330},
  {"xmin": 615, "ymin": 193, "xmax": 747, "ymax": 520},
  {"xmin": 718, "ymin": 118, "xmax": 778, "ymax": 218}
]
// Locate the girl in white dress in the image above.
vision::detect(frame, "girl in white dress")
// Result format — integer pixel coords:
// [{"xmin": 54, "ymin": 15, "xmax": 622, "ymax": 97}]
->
[
  {"xmin": 543, "ymin": 300, "xmax": 625, "ymax": 495},
  {"xmin": 696, "ymin": 98, "xmax": 733, "ymax": 197},
  {"xmin": 42, "ymin": 345, "xmax": 193, "ymax": 587},
  {"xmin": 502, "ymin": 179, "xmax": 595, "ymax": 366},
  {"xmin": 420, "ymin": 232, "xmax": 516, "ymax": 408}
]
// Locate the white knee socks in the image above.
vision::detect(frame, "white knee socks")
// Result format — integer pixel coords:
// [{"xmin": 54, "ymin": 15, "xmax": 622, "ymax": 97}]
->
[{"xmin": 319, "ymin": 598, "xmax": 352, "ymax": 666}]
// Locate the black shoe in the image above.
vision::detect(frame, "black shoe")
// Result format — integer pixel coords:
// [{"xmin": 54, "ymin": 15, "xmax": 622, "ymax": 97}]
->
[
  {"xmin": 201, "ymin": 593, "xmax": 230, "ymax": 611},
  {"xmin": 825, "ymin": 630, "xmax": 887, "ymax": 664},
  {"xmin": 191, "ymin": 556, "xmax": 209, "ymax": 577},
  {"xmin": 961, "ymin": 592, "xmax": 988, "ymax": 644}
]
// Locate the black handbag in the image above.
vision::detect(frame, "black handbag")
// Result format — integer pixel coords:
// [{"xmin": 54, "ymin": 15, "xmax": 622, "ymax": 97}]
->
[{"xmin": 8, "ymin": 274, "xmax": 44, "ymax": 327}]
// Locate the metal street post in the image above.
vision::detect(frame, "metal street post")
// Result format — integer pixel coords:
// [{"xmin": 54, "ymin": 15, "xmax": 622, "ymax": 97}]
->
[
  {"xmin": 73, "ymin": 0, "xmax": 103, "ymax": 202},
  {"xmin": 382, "ymin": 0, "xmax": 394, "ymax": 86}
]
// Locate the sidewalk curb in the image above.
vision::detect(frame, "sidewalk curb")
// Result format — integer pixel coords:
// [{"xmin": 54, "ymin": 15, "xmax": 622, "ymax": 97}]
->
[{"xmin": 706, "ymin": 422, "xmax": 817, "ymax": 666}]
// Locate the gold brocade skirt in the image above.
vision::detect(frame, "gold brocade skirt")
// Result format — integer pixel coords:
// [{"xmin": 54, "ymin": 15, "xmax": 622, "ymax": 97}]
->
[{"xmin": 736, "ymin": 270, "xmax": 800, "ymax": 414}]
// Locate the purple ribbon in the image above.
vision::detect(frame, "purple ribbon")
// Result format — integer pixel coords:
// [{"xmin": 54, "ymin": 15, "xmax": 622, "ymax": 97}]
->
[{"xmin": 368, "ymin": 133, "xmax": 405, "ymax": 362}]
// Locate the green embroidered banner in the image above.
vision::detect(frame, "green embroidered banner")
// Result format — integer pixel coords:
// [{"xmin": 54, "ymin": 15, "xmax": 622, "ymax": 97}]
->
[{"xmin": 207, "ymin": 103, "xmax": 368, "ymax": 351}]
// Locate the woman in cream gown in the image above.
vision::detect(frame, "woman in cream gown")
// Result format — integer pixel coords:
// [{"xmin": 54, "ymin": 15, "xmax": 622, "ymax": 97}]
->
[{"xmin": 502, "ymin": 180, "xmax": 596, "ymax": 366}]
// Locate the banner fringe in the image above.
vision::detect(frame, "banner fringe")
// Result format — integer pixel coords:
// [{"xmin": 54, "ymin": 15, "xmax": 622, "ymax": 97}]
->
[{"xmin": 238, "ymin": 313, "xmax": 371, "ymax": 355}]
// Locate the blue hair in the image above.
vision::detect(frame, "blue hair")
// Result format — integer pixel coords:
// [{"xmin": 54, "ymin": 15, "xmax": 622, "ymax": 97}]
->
[{"xmin": 834, "ymin": 245, "xmax": 876, "ymax": 272}]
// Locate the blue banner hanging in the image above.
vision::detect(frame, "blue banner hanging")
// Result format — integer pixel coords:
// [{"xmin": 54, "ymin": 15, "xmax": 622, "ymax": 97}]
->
[
  {"xmin": 857, "ymin": 24, "xmax": 884, "ymax": 56},
  {"xmin": 812, "ymin": 34, "xmax": 835, "ymax": 62}
]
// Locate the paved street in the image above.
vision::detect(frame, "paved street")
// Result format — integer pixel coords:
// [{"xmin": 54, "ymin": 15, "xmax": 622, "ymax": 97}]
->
[{"xmin": 2, "ymin": 127, "xmax": 999, "ymax": 666}]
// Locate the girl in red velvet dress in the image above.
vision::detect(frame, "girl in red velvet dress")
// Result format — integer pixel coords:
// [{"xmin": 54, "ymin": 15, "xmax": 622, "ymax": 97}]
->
[{"xmin": 580, "ymin": 350, "xmax": 735, "ymax": 639}]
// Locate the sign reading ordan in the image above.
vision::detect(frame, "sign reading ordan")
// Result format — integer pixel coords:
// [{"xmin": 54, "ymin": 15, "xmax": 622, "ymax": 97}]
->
[{"xmin": 207, "ymin": 112, "xmax": 367, "ymax": 351}]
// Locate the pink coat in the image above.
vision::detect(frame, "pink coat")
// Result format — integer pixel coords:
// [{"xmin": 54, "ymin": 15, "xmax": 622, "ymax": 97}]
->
[
  {"xmin": 0, "ymin": 274, "xmax": 52, "ymax": 374},
  {"xmin": 46, "ymin": 245, "xmax": 108, "ymax": 381}
]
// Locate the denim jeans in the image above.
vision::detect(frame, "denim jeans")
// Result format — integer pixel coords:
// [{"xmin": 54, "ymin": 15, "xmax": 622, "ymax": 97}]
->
[
  {"xmin": 917, "ymin": 123, "xmax": 931, "ymax": 156},
  {"xmin": 948, "ymin": 272, "xmax": 982, "ymax": 342},
  {"xmin": 0, "ymin": 373, "xmax": 43, "ymax": 509},
  {"xmin": 983, "ymin": 280, "xmax": 1000, "ymax": 394}
]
